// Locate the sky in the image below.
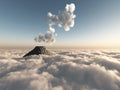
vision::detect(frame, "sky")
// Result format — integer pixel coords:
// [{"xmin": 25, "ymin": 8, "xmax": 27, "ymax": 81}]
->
[{"xmin": 0, "ymin": 0, "xmax": 120, "ymax": 48}]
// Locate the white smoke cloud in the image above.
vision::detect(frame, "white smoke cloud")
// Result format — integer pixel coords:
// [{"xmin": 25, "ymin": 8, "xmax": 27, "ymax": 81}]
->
[
  {"xmin": 49, "ymin": 27, "xmax": 55, "ymax": 33},
  {"xmin": 48, "ymin": 3, "xmax": 76, "ymax": 31},
  {"xmin": 34, "ymin": 3, "xmax": 76, "ymax": 45},
  {"xmin": 0, "ymin": 49, "xmax": 120, "ymax": 90},
  {"xmin": 34, "ymin": 31, "xmax": 56, "ymax": 45}
]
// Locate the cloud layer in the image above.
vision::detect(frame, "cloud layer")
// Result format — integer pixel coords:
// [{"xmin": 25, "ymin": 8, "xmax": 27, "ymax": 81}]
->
[{"xmin": 0, "ymin": 49, "xmax": 120, "ymax": 90}]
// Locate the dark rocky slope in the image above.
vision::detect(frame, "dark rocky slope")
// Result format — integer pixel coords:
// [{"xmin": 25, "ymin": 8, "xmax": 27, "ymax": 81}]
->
[{"xmin": 23, "ymin": 46, "xmax": 54, "ymax": 57}]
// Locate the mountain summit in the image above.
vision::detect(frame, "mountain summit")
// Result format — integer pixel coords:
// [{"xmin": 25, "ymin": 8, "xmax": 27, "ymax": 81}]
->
[{"xmin": 23, "ymin": 46, "xmax": 54, "ymax": 57}]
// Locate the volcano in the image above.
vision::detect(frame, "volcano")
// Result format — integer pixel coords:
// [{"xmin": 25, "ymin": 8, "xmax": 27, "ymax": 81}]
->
[{"xmin": 23, "ymin": 46, "xmax": 54, "ymax": 57}]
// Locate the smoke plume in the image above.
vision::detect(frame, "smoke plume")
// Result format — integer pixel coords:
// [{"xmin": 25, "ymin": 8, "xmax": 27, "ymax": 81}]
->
[
  {"xmin": 34, "ymin": 31, "xmax": 55, "ymax": 45},
  {"xmin": 34, "ymin": 3, "xmax": 76, "ymax": 45},
  {"xmin": 48, "ymin": 3, "xmax": 76, "ymax": 31}
]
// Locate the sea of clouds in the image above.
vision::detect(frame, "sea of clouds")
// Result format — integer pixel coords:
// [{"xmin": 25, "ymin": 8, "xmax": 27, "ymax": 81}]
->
[{"xmin": 0, "ymin": 49, "xmax": 120, "ymax": 90}]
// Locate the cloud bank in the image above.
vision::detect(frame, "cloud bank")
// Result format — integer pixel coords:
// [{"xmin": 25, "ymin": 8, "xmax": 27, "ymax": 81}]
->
[{"xmin": 0, "ymin": 49, "xmax": 120, "ymax": 90}]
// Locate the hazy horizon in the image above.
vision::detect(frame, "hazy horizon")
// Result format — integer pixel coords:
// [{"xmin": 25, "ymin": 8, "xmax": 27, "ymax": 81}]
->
[
  {"xmin": 0, "ymin": 0, "xmax": 120, "ymax": 48},
  {"xmin": 1, "ymin": 45, "xmax": 120, "ymax": 50}
]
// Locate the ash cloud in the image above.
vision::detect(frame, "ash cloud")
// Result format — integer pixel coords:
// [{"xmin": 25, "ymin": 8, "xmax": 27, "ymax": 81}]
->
[{"xmin": 0, "ymin": 49, "xmax": 120, "ymax": 90}]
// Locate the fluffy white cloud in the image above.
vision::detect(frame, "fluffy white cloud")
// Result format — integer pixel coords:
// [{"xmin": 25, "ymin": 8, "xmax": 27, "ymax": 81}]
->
[
  {"xmin": 48, "ymin": 3, "xmax": 76, "ymax": 31},
  {"xmin": 65, "ymin": 3, "xmax": 75, "ymax": 13},
  {"xmin": 35, "ymin": 3, "xmax": 76, "ymax": 45},
  {"xmin": 0, "ymin": 49, "xmax": 120, "ymax": 90},
  {"xmin": 49, "ymin": 27, "xmax": 55, "ymax": 33},
  {"xmin": 34, "ymin": 31, "xmax": 56, "ymax": 45}
]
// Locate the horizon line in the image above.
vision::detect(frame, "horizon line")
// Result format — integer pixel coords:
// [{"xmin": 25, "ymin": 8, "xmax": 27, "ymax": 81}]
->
[{"xmin": 0, "ymin": 45, "xmax": 120, "ymax": 49}]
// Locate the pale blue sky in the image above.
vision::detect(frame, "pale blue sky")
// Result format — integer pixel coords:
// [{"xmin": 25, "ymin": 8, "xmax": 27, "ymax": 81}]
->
[{"xmin": 0, "ymin": 0, "xmax": 120, "ymax": 48}]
